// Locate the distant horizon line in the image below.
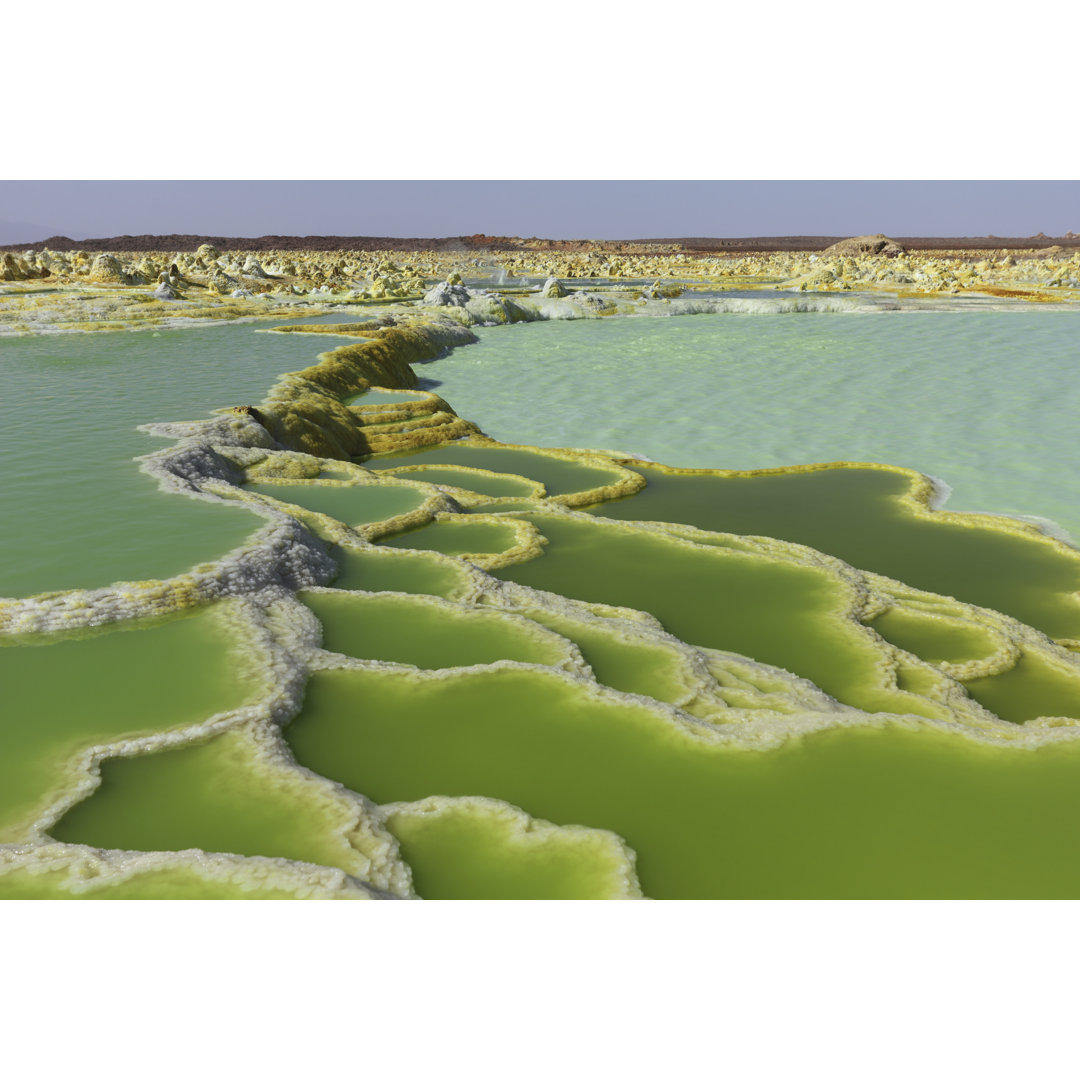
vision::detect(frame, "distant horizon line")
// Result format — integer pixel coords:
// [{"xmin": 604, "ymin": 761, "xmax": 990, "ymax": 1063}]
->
[{"xmin": 3, "ymin": 229, "xmax": 1078, "ymax": 253}]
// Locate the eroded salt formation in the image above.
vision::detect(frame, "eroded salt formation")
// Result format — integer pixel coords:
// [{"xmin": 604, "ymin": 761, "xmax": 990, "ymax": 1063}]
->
[{"xmin": 4, "ymin": 238, "xmax": 1079, "ymax": 336}]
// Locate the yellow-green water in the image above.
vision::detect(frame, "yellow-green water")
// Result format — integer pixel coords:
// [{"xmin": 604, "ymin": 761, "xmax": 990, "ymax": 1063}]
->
[
  {"xmin": 283, "ymin": 666, "xmax": 1080, "ymax": 899},
  {"xmin": 379, "ymin": 466, "xmax": 537, "ymax": 499},
  {"xmin": 302, "ymin": 590, "xmax": 569, "ymax": 669},
  {"xmin": 328, "ymin": 546, "xmax": 468, "ymax": 598},
  {"xmin": 380, "ymin": 518, "xmax": 523, "ymax": 557},
  {"xmin": 521, "ymin": 607, "xmax": 692, "ymax": 705},
  {"xmin": 383, "ymin": 800, "xmax": 637, "ymax": 900},
  {"xmin": 49, "ymin": 726, "xmax": 367, "ymax": 875},
  {"xmin": 365, "ymin": 443, "xmax": 625, "ymax": 497},
  {"xmin": 494, "ymin": 513, "xmax": 929, "ymax": 716},
  {"xmin": 586, "ymin": 466, "xmax": 1080, "ymax": 640},
  {"xmin": 245, "ymin": 480, "xmax": 426, "ymax": 527},
  {"xmin": 0, "ymin": 606, "xmax": 257, "ymax": 841},
  {"xmin": 871, "ymin": 608, "xmax": 999, "ymax": 665}
]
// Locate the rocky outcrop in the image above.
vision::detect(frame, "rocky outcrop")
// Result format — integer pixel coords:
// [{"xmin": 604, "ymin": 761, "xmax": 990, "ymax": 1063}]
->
[
  {"xmin": 88, "ymin": 253, "xmax": 129, "ymax": 284},
  {"xmin": 423, "ymin": 279, "xmax": 472, "ymax": 307},
  {"xmin": 642, "ymin": 279, "xmax": 683, "ymax": 299},
  {"xmin": 566, "ymin": 291, "xmax": 610, "ymax": 311},
  {"xmin": 367, "ymin": 275, "xmax": 409, "ymax": 299},
  {"xmin": 540, "ymin": 276, "xmax": 568, "ymax": 298},
  {"xmin": 1, "ymin": 252, "xmax": 31, "ymax": 281},
  {"xmin": 206, "ymin": 268, "xmax": 239, "ymax": 294},
  {"xmin": 243, "ymin": 255, "xmax": 270, "ymax": 278},
  {"xmin": 822, "ymin": 234, "xmax": 906, "ymax": 258}
]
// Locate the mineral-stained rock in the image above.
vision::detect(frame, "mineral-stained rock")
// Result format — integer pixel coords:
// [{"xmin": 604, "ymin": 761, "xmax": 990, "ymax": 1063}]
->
[
  {"xmin": 423, "ymin": 280, "xmax": 472, "ymax": 307},
  {"xmin": 1, "ymin": 252, "xmax": 29, "ymax": 281},
  {"xmin": 243, "ymin": 255, "xmax": 270, "ymax": 278},
  {"xmin": 567, "ymin": 291, "xmax": 608, "ymax": 309},
  {"xmin": 541, "ymin": 276, "xmax": 568, "ymax": 298},
  {"xmin": 462, "ymin": 293, "xmax": 535, "ymax": 324},
  {"xmin": 88, "ymin": 253, "xmax": 128, "ymax": 283},
  {"xmin": 643, "ymin": 279, "xmax": 682, "ymax": 299},
  {"xmin": 206, "ymin": 269, "xmax": 239, "ymax": 294},
  {"xmin": 135, "ymin": 256, "xmax": 161, "ymax": 280},
  {"xmin": 369, "ymin": 275, "xmax": 408, "ymax": 299}
]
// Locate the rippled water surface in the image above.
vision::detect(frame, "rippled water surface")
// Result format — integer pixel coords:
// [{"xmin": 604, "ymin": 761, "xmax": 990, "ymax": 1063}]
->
[
  {"xmin": 0, "ymin": 317, "xmax": 357, "ymax": 596},
  {"xmin": 423, "ymin": 312, "xmax": 1080, "ymax": 538}
]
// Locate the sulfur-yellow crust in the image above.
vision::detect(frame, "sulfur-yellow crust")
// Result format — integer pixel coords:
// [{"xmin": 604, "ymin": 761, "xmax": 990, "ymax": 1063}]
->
[
  {"xmin": 4, "ymin": 240, "xmax": 1079, "ymax": 337},
  {"xmin": 256, "ymin": 322, "xmax": 481, "ymax": 458}
]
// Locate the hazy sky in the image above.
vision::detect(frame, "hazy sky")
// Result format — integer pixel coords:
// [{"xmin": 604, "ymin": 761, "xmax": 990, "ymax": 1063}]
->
[{"xmin": 1, "ymin": 180, "xmax": 1077, "ymax": 244}]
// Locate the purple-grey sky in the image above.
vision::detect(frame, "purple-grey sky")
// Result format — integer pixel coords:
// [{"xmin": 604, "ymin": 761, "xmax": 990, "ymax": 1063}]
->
[{"xmin": 1, "ymin": 181, "xmax": 1077, "ymax": 245}]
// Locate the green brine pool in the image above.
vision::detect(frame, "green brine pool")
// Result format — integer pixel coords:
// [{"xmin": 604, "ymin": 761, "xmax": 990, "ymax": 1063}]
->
[{"xmin": 7, "ymin": 304, "xmax": 1080, "ymax": 899}]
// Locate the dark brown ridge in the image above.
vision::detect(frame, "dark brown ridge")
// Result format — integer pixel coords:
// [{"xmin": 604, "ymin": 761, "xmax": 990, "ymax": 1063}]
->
[{"xmin": 2, "ymin": 233, "xmax": 1078, "ymax": 254}]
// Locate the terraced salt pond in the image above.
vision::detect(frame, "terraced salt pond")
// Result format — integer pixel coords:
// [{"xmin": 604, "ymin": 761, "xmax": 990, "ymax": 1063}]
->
[
  {"xmin": 244, "ymin": 480, "xmax": 426, "ymax": 528},
  {"xmin": 49, "ymin": 725, "xmax": 372, "ymax": 874},
  {"xmin": 7, "ymin": 304, "xmax": 1080, "ymax": 899},
  {"xmin": 302, "ymin": 590, "xmax": 571, "ymax": 669},
  {"xmin": 329, "ymin": 546, "xmax": 469, "ymax": 598},
  {"xmin": 585, "ymin": 466, "xmax": 1080, "ymax": 640},
  {"xmin": 365, "ymin": 442, "xmax": 624, "ymax": 498},
  {"xmin": 284, "ymin": 666, "xmax": 1080, "ymax": 899},
  {"xmin": 380, "ymin": 517, "xmax": 524, "ymax": 557},
  {"xmin": 0, "ymin": 604, "xmax": 258, "ymax": 841}
]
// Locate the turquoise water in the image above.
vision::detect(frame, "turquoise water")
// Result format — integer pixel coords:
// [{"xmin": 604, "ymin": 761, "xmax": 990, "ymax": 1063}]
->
[
  {"xmin": 423, "ymin": 313, "xmax": 1080, "ymax": 540},
  {"xmin": 0, "ymin": 317, "xmax": 357, "ymax": 597}
]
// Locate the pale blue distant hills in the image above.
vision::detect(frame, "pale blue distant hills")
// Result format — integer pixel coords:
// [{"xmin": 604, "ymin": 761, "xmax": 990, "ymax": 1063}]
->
[{"xmin": 0, "ymin": 218, "xmax": 79, "ymax": 246}]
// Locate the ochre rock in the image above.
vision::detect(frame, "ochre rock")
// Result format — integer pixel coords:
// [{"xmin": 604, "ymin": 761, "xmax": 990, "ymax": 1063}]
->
[
  {"xmin": 88, "ymin": 254, "xmax": 128, "ymax": 284},
  {"xmin": 1, "ymin": 252, "xmax": 30, "ymax": 281}
]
